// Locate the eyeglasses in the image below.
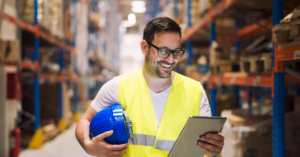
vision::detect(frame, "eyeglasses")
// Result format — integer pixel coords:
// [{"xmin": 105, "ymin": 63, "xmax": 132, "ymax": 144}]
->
[{"xmin": 146, "ymin": 41, "xmax": 185, "ymax": 59}]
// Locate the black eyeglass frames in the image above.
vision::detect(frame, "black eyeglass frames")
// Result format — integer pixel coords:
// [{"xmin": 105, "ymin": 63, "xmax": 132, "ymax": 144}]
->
[{"xmin": 146, "ymin": 41, "xmax": 185, "ymax": 59}]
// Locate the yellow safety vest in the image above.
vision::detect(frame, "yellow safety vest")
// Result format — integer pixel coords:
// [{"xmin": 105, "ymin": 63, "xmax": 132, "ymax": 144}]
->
[{"xmin": 118, "ymin": 69, "xmax": 203, "ymax": 157}]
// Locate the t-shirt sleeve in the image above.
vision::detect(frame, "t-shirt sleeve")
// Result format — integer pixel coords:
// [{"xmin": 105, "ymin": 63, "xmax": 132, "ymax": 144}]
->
[
  {"xmin": 199, "ymin": 85, "xmax": 212, "ymax": 116},
  {"xmin": 90, "ymin": 77, "xmax": 119, "ymax": 112}
]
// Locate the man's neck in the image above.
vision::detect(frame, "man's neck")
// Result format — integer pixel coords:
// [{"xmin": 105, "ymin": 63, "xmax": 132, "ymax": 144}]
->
[{"xmin": 142, "ymin": 67, "xmax": 175, "ymax": 94}]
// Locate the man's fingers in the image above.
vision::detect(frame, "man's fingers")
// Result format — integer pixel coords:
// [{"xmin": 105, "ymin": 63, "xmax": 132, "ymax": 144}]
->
[
  {"xmin": 93, "ymin": 130, "xmax": 114, "ymax": 141},
  {"xmin": 108, "ymin": 143, "xmax": 129, "ymax": 151},
  {"xmin": 197, "ymin": 141, "xmax": 221, "ymax": 152},
  {"xmin": 198, "ymin": 144, "xmax": 219, "ymax": 155},
  {"xmin": 205, "ymin": 133, "xmax": 224, "ymax": 141},
  {"xmin": 110, "ymin": 147, "xmax": 127, "ymax": 156},
  {"xmin": 200, "ymin": 136, "xmax": 224, "ymax": 147}
]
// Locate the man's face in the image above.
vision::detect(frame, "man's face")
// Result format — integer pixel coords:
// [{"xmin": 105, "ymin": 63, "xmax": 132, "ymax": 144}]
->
[{"xmin": 145, "ymin": 32, "xmax": 181, "ymax": 78}]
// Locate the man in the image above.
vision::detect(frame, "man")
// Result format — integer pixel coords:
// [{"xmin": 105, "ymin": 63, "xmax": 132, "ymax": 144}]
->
[{"xmin": 75, "ymin": 17, "xmax": 224, "ymax": 157}]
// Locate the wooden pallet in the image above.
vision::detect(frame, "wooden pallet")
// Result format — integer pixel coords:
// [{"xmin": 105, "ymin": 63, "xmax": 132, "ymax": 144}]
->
[
  {"xmin": 273, "ymin": 16, "xmax": 300, "ymax": 48},
  {"xmin": 42, "ymin": 124, "xmax": 61, "ymax": 143},
  {"xmin": 240, "ymin": 53, "xmax": 272, "ymax": 74},
  {"xmin": 210, "ymin": 60, "xmax": 240, "ymax": 75}
]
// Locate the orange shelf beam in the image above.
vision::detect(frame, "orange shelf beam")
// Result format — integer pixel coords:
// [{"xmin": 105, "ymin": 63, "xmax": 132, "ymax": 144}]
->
[
  {"xmin": 276, "ymin": 45, "xmax": 300, "ymax": 61},
  {"xmin": 285, "ymin": 75, "xmax": 300, "ymax": 84},
  {"xmin": 222, "ymin": 19, "xmax": 272, "ymax": 43},
  {"xmin": 0, "ymin": 11, "xmax": 75, "ymax": 53},
  {"xmin": 189, "ymin": 73, "xmax": 300, "ymax": 87},
  {"xmin": 216, "ymin": 75, "xmax": 273, "ymax": 87},
  {"xmin": 182, "ymin": 0, "xmax": 237, "ymax": 42},
  {"xmin": 238, "ymin": 20, "xmax": 272, "ymax": 39},
  {"xmin": 39, "ymin": 74, "xmax": 77, "ymax": 82},
  {"xmin": 21, "ymin": 62, "xmax": 36, "ymax": 70}
]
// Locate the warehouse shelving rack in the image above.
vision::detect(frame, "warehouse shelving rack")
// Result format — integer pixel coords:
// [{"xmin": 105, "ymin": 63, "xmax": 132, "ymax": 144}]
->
[
  {"xmin": 181, "ymin": 0, "xmax": 300, "ymax": 156},
  {"xmin": 87, "ymin": 0, "xmax": 121, "ymax": 100},
  {"xmin": 0, "ymin": 0, "xmax": 80, "ymax": 149}
]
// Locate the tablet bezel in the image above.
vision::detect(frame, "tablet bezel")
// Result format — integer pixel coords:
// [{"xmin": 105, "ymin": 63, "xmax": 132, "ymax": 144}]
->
[{"xmin": 168, "ymin": 116, "xmax": 227, "ymax": 157}]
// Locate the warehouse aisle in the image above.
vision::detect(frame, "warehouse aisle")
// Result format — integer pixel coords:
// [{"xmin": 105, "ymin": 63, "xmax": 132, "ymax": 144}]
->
[{"xmin": 20, "ymin": 124, "xmax": 93, "ymax": 157}]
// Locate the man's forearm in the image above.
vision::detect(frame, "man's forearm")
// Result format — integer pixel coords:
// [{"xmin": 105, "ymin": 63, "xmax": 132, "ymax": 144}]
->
[{"xmin": 75, "ymin": 118, "xmax": 91, "ymax": 151}]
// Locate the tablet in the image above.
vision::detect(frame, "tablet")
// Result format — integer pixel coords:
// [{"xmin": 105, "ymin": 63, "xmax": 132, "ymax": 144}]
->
[{"xmin": 168, "ymin": 116, "xmax": 227, "ymax": 157}]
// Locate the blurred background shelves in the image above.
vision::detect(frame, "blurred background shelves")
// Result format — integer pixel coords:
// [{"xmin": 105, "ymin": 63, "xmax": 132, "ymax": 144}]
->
[
  {"xmin": 0, "ymin": 11, "xmax": 75, "ymax": 53},
  {"xmin": 1, "ymin": 0, "xmax": 121, "ymax": 156}
]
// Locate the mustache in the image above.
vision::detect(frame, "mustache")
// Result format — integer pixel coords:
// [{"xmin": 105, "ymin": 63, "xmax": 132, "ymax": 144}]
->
[{"xmin": 158, "ymin": 61, "xmax": 175, "ymax": 66}]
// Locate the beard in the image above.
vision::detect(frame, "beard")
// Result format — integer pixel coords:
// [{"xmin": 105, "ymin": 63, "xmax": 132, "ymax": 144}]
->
[{"xmin": 145, "ymin": 49, "xmax": 175, "ymax": 78}]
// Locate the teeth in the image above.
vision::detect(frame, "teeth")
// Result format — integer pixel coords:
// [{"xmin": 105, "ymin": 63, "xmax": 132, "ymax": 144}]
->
[{"xmin": 161, "ymin": 63, "xmax": 171, "ymax": 68}]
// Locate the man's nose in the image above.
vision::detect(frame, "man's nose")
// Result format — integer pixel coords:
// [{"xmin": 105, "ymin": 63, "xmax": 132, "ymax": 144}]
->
[{"xmin": 164, "ymin": 52, "xmax": 174, "ymax": 63}]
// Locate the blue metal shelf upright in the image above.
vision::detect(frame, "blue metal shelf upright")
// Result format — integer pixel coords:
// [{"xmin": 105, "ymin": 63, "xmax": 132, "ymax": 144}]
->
[
  {"xmin": 28, "ymin": 0, "xmax": 43, "ymax": 149},
  {"xmin": 186, "ymin": 0, "xmax": 193, "ymax": 66},
  {"xmin": 273, "ymin": 0, "xmax": 285, "ymax": 156},
  {"xmin": 209, "ymin": 21, "xmax": 217, "ymax": 117},
  {"xmin": 73, "ymin": 0, "xmax": 79, "ymax": 121},
  {"xmin": 33, "ymin": 0, "xmax": 40, "ymax": 132}
]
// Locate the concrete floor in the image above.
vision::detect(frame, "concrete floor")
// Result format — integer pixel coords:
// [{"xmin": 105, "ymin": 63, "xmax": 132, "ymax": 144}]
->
[{"xmin": 20, "ymin": 123, "xmax": 94, "ymax": 157}]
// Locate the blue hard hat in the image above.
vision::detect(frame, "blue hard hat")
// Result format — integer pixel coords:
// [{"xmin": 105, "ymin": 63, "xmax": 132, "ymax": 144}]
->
[{"xmin": 89, "ymin": 104, "xmax": 133, "ymax": 144}]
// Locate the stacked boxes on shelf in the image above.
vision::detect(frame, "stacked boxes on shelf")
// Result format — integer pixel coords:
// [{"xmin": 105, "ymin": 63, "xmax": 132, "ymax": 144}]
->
[
  {"xmin": 158, "ymin": 0, "xmax": 184, "ymax": 25},
  {"xmin": 215, "ymin": 17, "xmax": 236, "ymax": 37},
  {"xmin": 222, "ymin": 97, "xmax": 300, "ymax": 157},
  {"xmin": 199, "ymin": 0, "xmax": 209, "ymax": 17},
  {"xmin": 273, "ymin": 6, "xmax": 300, "ymax": 48},
  {"xmin": 183, "ymin": 0, "xmax": 201, "ymax": 25},
  {"xmin": 21, "ymin": 0, "xmax": 69, "ymax": 40},
  {"xmin": 240, "ymin": 53, "xmax": 272, "ymax": 74},
  {"xmin": 210, "ymin": 41, "xmax": 239, "ymax": 74},
  {"xmin": 63, "ymin": 4, "xmax": 74, "ymax": 42},
  {"xmin": 0, "ymin": 0, "xmax": 20, "ymax": 63}
]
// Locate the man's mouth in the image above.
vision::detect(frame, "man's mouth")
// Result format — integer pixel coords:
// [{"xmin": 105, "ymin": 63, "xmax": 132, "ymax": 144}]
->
[
  {"xmin": 160, "ymin": 63, "xmax": 171, "ymax": 68},
  {"xmin": 159, "ymin": 62, "xmax": 173, "ymax": 71}
]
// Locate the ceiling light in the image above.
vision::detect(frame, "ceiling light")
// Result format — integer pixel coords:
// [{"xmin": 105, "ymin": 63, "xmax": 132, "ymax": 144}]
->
[
  {"xmin": 132, "ymin": 7, "xmax": 146, "ymax": 13},
  {"xmin": 131, "ymin": 1, "xmax": 145, "ymax": 8},
  {"xmin": 128, "ymin": 13, "xmax": 136, "ymax": 25}
]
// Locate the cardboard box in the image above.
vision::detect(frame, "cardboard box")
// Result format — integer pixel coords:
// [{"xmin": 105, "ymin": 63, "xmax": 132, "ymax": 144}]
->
[
  {"xmin": 290, "ymin": 19, "xmax": 300, "ymax": 40},
  {"xmin": 62, "ymin": 83, "xmax": 73, "ymax": 127},
  {"xmin": 0, "ymin": 0, "xmax": 17, "ymax": 40},
  {"xmin": 209, "ymin": 41, "xmax": 231, "ymax": 66},
  {"xmin": 0, "ymin": 40, "xmax": 20, "ymax": 62},
  {"xmin": 78, "ymin": 75, "xmax": 87, "ymax": 105}
]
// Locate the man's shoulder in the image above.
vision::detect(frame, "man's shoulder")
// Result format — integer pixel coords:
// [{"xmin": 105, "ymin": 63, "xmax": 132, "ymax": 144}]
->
[
  {"xmin": 175, "ymin": 72, "xmax": 201, "ymax": 85},
  {"xmin": 119, "ymin": 69, "xmax": 141, "ymax": 80}
]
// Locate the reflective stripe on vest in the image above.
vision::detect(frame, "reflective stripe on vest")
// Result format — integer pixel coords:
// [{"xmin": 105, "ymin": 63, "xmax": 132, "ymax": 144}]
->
[
  {"xmin": 155, "ymin": 139, "xmax": 175, "ymax": 151},
  {"xmin": 128, "ymin": 134, "xmax": 156, "ymax": 146},
  {"xmin": 128, "ymin": 134, "xmax": 175, "ymax": 151}
]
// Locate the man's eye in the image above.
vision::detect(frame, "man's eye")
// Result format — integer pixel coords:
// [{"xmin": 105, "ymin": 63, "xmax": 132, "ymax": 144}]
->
[{"xmin": 161, "ymin": 51, "xmax": 167, "ymax": 55}]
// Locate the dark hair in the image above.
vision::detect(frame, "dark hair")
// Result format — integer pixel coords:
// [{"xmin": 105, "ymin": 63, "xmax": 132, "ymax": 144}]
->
[{"xmin": 143, "ymin": 17, "xmax": 181, "ymax": 43}]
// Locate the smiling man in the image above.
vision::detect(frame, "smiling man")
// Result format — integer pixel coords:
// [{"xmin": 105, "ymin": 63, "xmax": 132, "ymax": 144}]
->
[{"xmin": 75, "ymin": 17, "xmax": 225, "ymax": 157}]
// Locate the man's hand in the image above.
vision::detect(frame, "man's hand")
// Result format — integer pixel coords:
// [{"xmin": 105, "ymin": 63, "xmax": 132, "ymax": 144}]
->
[
  {"xmin": 85, "ymin": 130, "xmax": 129, "ymax": 157},
  {"xmin": 197, "ymin": 133, "xmax": 225, "ymax": 156}
]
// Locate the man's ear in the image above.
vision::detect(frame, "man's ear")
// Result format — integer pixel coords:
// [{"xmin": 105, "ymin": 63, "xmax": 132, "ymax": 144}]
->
[{"xmin": 140, "ymin": 40, "xmax": 148, "ymax": 55}]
